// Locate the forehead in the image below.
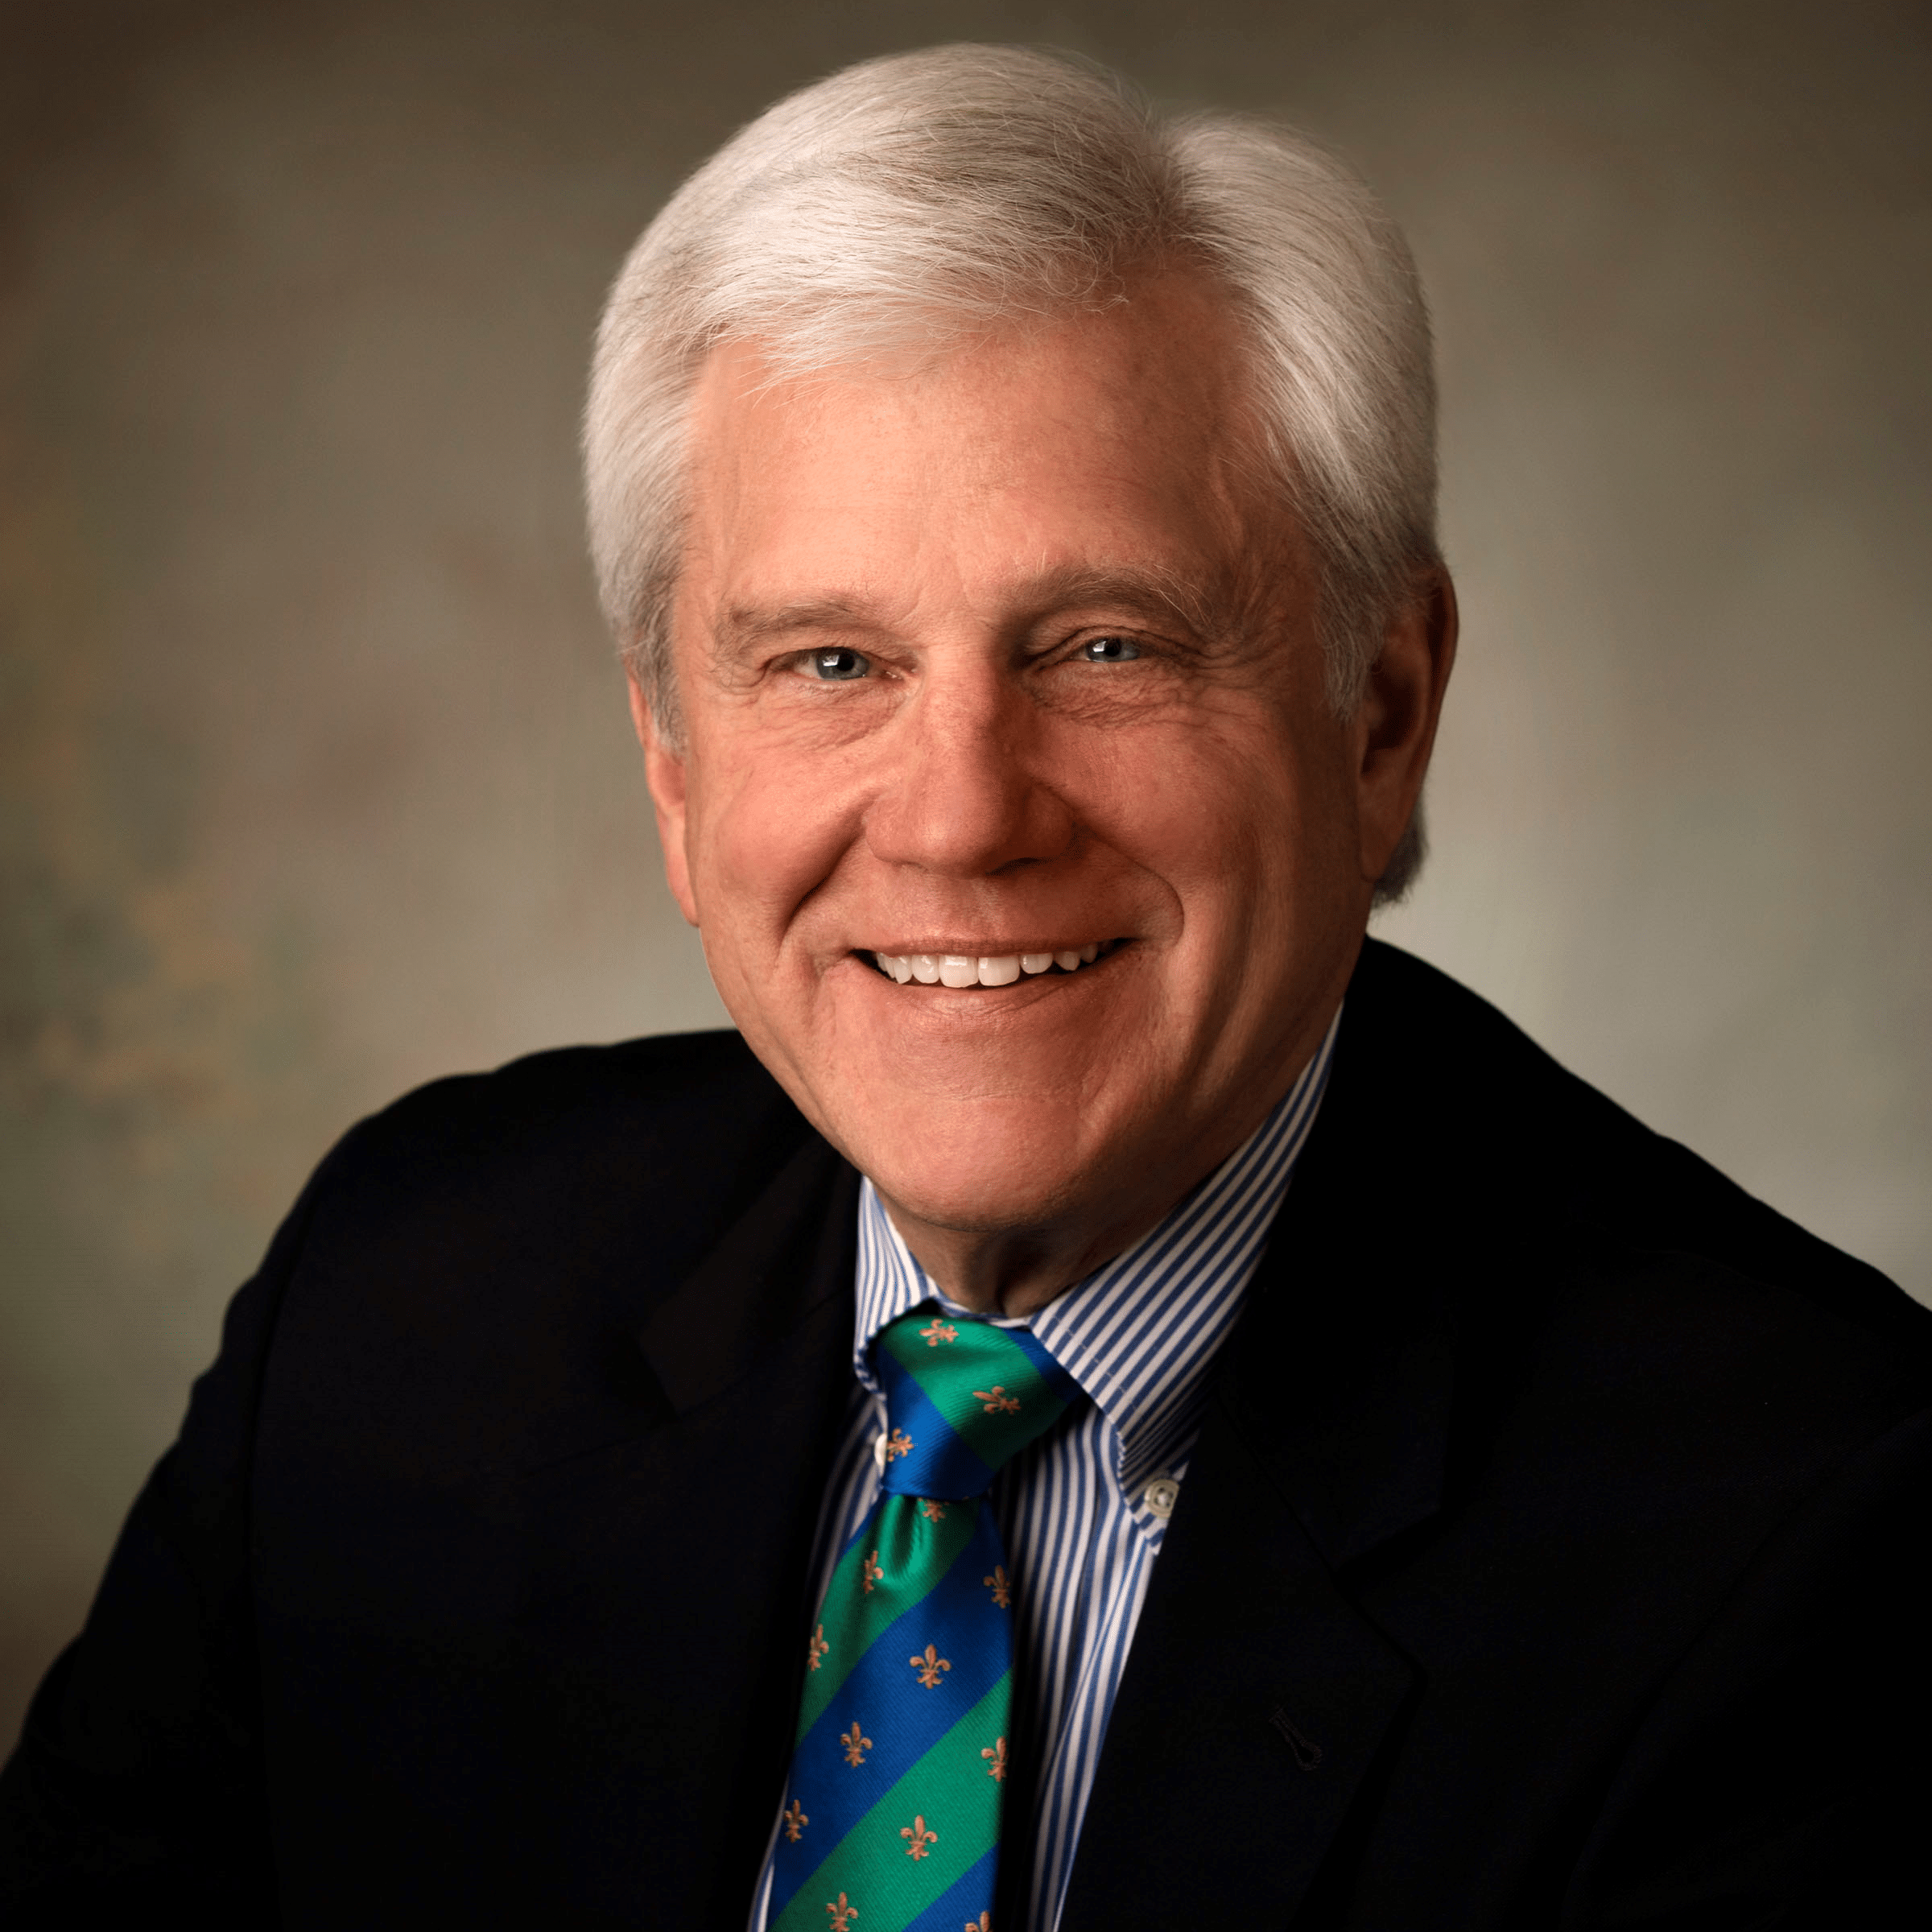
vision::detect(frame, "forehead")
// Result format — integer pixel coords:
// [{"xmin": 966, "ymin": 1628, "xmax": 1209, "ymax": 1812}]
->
[{"xmin": 676, "ymin": 276, "xmax": 1288, "ymax": 624}]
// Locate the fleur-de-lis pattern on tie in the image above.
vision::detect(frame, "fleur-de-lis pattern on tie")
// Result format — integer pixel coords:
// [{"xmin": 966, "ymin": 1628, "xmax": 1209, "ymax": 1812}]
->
[{"xmin": 768, "ymin": 1305, "xmax": 1079, "ymax": 1930}]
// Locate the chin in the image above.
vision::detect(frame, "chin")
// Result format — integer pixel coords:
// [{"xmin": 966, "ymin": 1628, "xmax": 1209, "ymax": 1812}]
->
[
  {"xmin": 872, "ymin": 1170, "xmax": 1082, "ymax": 1241},
  {"xmin": 852, "ymin": 1123, "xmax": 1094, "ymax": 1239}
]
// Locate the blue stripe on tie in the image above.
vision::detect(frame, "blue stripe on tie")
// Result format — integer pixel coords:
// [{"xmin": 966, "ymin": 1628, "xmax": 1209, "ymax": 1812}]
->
[
  {"xmin": 873, "ymin": 1350, "xmax": 997, "ymax": 1499},
  {"xmin": 905, "ymin": 1843, "xmax": 999, "ymax": 1931},
  {"xmin": 769, "ymin": 1505, "xmax": 1008, "ymax": 1919},
  {"xmin": 1004, "ymin": 1324, "xmax": 1082, "ymax": 1410}
]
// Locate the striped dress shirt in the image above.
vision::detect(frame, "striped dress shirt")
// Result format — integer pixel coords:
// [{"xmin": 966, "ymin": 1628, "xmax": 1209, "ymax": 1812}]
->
[{"xmin": 752, "ymin": 1012, "xmax": 1337, "ymax": 1931}]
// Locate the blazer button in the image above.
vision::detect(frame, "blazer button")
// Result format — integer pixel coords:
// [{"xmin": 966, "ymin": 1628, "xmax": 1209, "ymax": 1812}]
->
[{"xmin": 1142, "ymin": 1475, "xmax": 1180, "ymax": 1520}]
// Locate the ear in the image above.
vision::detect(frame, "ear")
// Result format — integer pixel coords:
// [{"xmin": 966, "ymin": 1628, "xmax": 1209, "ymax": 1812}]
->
[
  {"xmin": 1353, "ymin": 566, "xmax": 1458, "ymax": 886},
  {"xmin": 629, "ymin": 674, "xmax": 700, "ymax": 927}
]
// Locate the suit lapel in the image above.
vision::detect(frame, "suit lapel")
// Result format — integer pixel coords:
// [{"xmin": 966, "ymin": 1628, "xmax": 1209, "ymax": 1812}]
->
[
  {"xmin": 637, "ymin": 1129, "xmax": 861, "ymax": 1417},
  {"xmin": 1063, "ymin": 949, "xmax": 1468, "ymax": 1925},
  {"xmin": 509, "ymin": 1132, "xmax": 864, "ymax": 1922},
  {"xmin": 1059, "ymin": 1385, "xmax": 1418, "ymax": 1926}
]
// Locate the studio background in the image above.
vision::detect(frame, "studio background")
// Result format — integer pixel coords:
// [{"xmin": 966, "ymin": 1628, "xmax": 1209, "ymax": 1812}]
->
[{"xmin": 3, "ymin": 0, "xmax": 1926, "ymax": 1747}]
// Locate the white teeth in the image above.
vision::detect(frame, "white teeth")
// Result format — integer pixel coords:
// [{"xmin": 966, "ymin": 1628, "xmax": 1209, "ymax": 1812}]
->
[{"xmin": 873, "ymin": 943, "xmax": 1113, "ymax": 984}]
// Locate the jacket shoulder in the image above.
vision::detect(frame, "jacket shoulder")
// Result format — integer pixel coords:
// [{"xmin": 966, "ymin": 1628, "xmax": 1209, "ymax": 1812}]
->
[
  {"xmin": 1350, "ymin": 939, "xmax": 1929, "ymax": 1362},
  {"xmin": 355, "ymin": 1026, "xmax": 786, "ymax": 1152},
  {"xmin": 1248, "ymin": 947, "xmax": 1932, "ymax": 1932},
  {"xmin": 330, "ymin": 1026, "xmax": 812, "ymax": 1255},
  {"xmin": 252, "ymin": 1029, "xmax": 825, "ymax": 1476}
]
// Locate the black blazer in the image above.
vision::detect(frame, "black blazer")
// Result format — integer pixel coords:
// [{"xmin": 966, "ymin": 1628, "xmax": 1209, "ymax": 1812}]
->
[{"xmin": 4, "ymin": 941, "xmax": 1929, "ymax": 1927}]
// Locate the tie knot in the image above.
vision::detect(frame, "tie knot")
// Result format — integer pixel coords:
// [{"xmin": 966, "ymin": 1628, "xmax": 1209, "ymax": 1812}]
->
[{"xmin": 873, "ymin": 1305, "xmax": 1080, "ymax": 1500}]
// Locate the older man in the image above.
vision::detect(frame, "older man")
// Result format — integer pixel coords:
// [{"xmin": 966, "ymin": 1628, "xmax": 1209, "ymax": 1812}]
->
[{"xmin": 4, "ymin": 43, "xmax": 1929, "ymax": 1932}]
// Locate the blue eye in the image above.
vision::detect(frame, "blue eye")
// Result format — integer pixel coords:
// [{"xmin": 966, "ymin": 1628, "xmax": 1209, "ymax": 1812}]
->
[
  {"xmin": 800, "ymin": 647, "xmax": 870, "ymax": 681},
  {"xmin": 1080, "ymin": 635, "xmax": 1141, "ymax": 663}
]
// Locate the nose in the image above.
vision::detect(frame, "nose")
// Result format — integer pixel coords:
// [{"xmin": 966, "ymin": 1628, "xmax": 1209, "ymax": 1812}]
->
[{"xmin": 862, "ymin": 660, "xmax": 1075, "ymax": 877}]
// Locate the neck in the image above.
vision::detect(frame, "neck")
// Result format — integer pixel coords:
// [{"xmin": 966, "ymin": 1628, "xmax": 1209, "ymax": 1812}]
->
[
  {"xmin": 876, "ymin": 1199, "xmax": 1158, "ymax": 1319},
  {"xmin": 875, "ymin": 1070, "xmax": 1302, "ymax": 1319}
]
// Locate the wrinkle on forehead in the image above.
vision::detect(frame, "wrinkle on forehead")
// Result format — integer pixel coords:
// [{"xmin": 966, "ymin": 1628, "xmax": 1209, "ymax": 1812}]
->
[{"xmin": 677, "ymin": 274, "xmax": 1311, "ymax": 669}]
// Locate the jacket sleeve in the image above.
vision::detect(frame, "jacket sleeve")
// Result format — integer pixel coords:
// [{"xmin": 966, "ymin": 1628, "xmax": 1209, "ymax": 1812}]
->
[
  {"xmin": 0, "ymin": 1130, "xmax": 360, "ymax": 1924},
  {"xmin": 1563, "ymin": 1405, "xmax": 1932, "ymax": 1929}
]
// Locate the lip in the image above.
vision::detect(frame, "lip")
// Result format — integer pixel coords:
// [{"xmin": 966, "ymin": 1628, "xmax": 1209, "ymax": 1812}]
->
[{"xmin": 854, "ymin": 939, "xmax": 1125, "ymax": 958}]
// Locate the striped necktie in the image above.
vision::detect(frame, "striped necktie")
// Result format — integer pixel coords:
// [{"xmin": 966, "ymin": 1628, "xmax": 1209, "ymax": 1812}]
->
[{"xmin": 767, "ymin": 1303, "xmax": 1080, "ymax": 1932}]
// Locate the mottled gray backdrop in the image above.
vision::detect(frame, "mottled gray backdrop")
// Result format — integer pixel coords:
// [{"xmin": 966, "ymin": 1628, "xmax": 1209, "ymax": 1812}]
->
[{"xmin": 3, "ymin": 0, "xmax": 1927, "ymax": 1744}]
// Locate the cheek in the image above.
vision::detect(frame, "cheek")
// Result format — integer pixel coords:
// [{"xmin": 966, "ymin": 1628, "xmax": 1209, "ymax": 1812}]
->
[
  {"xmin": 1097, "ymin": 714, "xmax": 1342, "ymax": 926},
  {"xmin": 684, "ymin": 727, "xmax": 860, "ymax": 945}
]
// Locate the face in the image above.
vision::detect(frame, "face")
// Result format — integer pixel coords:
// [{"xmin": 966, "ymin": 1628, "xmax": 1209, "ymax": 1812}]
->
[{"xmin": 639, "ymin": 274, "xmax": 1449, "ymax": 1282}]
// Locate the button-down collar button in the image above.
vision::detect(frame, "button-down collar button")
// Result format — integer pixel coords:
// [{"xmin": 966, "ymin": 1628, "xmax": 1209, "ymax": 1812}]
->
[
  {"xmin": 874, "ymin": 1429, "xmax": 890, "ymax": 1475},
  {"xmin": 1142, "ymin": 1474, "xmax": 1180, "ymax": 1520}
]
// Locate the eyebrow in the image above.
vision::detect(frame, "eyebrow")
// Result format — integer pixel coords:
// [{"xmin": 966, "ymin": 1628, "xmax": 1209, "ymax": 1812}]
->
[
  {"xmin": 713, "ymin": 561, "xmax": 1228, "ymax": 662},
  {"xmin": 715, "ymin": 597, "xmax": 884, "ymax": 650},
  {"xmin": 1017, "ymin": 563, "xmax": 1224, "ymax": 640}
]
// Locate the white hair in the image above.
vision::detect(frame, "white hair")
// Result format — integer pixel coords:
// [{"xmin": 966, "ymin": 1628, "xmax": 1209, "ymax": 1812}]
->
[{"xmin": 584, "ymin": 43, "xmax": 1439, "ymax": 896}]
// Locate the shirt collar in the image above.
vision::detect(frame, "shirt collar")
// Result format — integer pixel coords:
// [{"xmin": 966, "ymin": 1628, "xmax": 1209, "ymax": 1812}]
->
[{"xmin": 852, "ymin": 1007, "xmax": 1340, "ymax": 1500}]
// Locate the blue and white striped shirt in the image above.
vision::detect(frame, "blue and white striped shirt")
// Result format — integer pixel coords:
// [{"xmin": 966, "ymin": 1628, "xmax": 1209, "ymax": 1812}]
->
[{"xmin": 752, "ymin": 1013, "xmax": 1337, "ymax": 1931}]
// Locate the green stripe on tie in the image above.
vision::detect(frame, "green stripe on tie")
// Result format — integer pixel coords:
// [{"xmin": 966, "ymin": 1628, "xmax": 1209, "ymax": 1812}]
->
[
  {"xmin": 769, "ymin": 1677, "xmax": 1009, "ymax": 1932},
  {"xmin": 877, "ymin": 1320, "xmax": 1063, "ymax": 1469},
  {"xmin": 795, "ymin": 1494, "xmax": 978, "ymax": 1738}
]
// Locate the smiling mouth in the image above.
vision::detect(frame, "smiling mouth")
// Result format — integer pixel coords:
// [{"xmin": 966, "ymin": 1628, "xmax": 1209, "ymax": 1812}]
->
[{"xmin": 864, "ymin": 940, "xmax": 1126, "ymax": 988}]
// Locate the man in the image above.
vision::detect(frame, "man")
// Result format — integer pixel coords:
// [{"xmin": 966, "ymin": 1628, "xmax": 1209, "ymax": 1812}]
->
[{"xmin": 3, "ymin": 42, "xmax": 1928, "ymax": 1931}]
